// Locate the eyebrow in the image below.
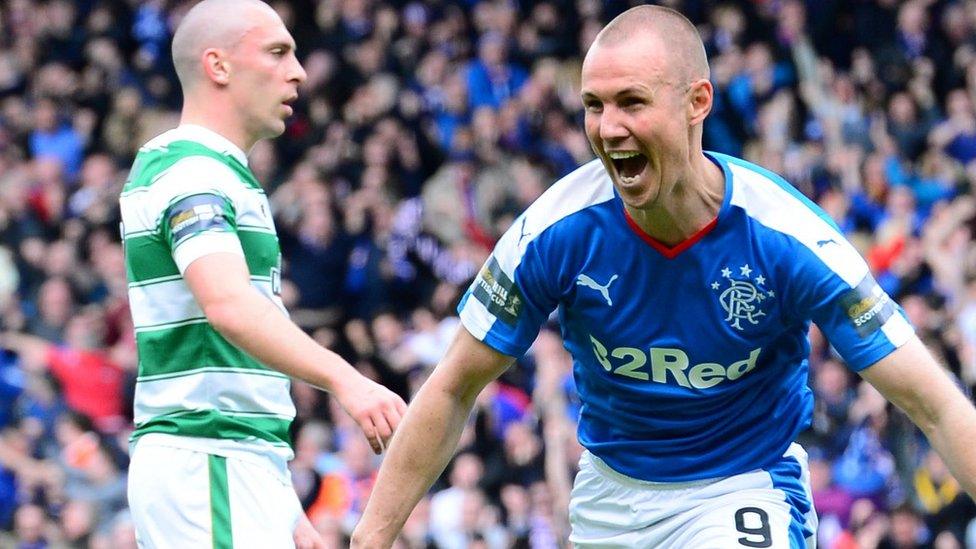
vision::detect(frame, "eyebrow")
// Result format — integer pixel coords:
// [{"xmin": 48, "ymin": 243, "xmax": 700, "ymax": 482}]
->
[
  {"xmin": 266, "ymin": 40, "xmax": 296, "ymax": 52},
  {"xmin": 580, "ymin": 86, "xmax": 654, "ymax": 100}
]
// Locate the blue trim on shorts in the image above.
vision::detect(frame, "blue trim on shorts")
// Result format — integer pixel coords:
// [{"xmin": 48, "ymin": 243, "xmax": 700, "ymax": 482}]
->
[{"xmin": 765, "ymin": 456, "xmax": 812, "ymax": 548}]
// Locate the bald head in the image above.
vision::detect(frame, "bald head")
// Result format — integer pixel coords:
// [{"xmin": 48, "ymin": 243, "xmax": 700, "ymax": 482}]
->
[
  {"xmin": 171, "ymin": 0, "xmax": 282, "ymax": 89},
  {"xmin": 593, "ymin": 5, "xmax": 709, "ymax": 84}
]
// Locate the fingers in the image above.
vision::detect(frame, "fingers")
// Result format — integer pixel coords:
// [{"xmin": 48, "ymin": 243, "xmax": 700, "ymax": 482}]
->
[
  {"xmin": 358, "ymin": 397, "xmax": 405, "ymax": 454},
  {"xmin": 370, "ymin": 411, "xmax": 394, "ymax": 454},
  {"xmin": 293, "ymin": 515, "xmax": 323, "ymax": 549},
  {"xmin": 394, "ymin": 394, "xmax": 408, "ymax": 417},
  {"xmin": 360, "ymin": 416, "xmax": 383, "ymax": 454},
  {"xmin": 345, "ymin": 381, "xmax": 409, "ymax": 454},
  {"xmin": 294, "ymin": 533, "xmax": 323, "ymax": 549}
]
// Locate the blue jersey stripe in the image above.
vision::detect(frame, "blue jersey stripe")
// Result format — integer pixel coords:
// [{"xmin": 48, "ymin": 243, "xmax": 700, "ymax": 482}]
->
[{"xmin": 765, "ymin": 454, "xmax": 814, "ymax": 548}]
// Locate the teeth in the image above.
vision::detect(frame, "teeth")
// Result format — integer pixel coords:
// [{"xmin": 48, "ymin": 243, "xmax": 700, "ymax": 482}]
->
[
  {"xmin": 619, "ymin": 174, "xmax": 640, "ymax": 184},
  {"xmin": 608, "ymin": 151, "xmax": 641, "ymax": 159}
]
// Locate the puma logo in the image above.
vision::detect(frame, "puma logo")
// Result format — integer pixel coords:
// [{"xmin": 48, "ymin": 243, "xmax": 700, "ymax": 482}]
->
[
  {"xmin": 576, "ymin": 274, "xmax": 618, "ymax": 306},
  {"xmin": 517, "ymin": 217, "xmax": 531, "ymax": 247},
  {"xmin": 816, "ymin": 238, "xmax": 837, "ymax": 248}
]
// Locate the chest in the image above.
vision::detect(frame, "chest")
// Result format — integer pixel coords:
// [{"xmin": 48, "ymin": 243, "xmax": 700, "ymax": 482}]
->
[{"xmin": 560, "ymin": 223, "xmax": 790, "ymax": 368}]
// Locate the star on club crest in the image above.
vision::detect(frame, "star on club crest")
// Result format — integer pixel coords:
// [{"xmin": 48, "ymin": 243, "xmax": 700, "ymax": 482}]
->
[{"xmin": 712, "ymin": 264, "xmax": 775, "ymax": 330}]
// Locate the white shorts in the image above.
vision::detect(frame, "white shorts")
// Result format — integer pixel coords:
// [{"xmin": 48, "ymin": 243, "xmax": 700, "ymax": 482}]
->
[
  {"xmin": 128, "ymin": 439, "xmax": 303, "ymax": 549},
  {"xmin": 569, "ymin": 444, "xmax": 818, "ymax": 548}
]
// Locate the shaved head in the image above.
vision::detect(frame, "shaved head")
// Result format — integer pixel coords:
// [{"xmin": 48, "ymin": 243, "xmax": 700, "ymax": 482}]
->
[
  {"xmin": 592, "ymin": 5, "xmax": 709, "ymax": 84},
  {"xmin": 171, "ymin": 0, "xmax": 282, "ymax": 89}
]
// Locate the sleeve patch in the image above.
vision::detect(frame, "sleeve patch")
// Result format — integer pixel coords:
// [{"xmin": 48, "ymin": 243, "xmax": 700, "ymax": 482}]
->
[
  {"xmin": 472, "ymin": 257, "xmax": 524, "ymax": 325},
  {"xmin": 838, "ymin": 274, "xmax": 895, "ymax": 338},
  {"xmin": 166, "ymin": 194, "xmax": 232, "ymax": 245}
]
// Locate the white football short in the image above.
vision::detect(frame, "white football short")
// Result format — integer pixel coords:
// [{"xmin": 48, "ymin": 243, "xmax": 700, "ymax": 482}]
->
[
  {"xmin": 128, "ymin": 437, "xmax": 303, "ymax": 549},
  {"xmin": 569, "ymin": 443, "xmax": 818, "ymax": 548}
]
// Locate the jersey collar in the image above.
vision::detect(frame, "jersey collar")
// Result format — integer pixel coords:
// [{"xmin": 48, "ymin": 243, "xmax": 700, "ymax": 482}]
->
[
  {"xmin": 173, "ymin": 124, "xmax": 249, "ymax": 167},
  {"xmin": 621, "ymin": 151, "xmax": 733, "ymax": 260}
]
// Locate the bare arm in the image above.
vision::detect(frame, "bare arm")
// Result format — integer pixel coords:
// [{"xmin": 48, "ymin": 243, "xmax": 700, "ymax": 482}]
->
[
  {"xmin": 184, "ymin": 252, "xmax": 406, "ymax": 453},
  {"xmin": 859, "ymin": 335, "xmax": 976, "ymax": 496},
  {"xmin": 350, "ymin": 327, "xmax": 515, "ymax": 548}
]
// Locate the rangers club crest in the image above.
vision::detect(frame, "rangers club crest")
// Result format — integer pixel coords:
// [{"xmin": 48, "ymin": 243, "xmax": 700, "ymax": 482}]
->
[{"xmin": 711, "ymin": 264, "xmax": 774, "ymax": 330}]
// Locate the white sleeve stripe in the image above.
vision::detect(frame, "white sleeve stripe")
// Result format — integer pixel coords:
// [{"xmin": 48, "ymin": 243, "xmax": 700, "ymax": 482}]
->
[
  {"xmin": 459, "ymin": 296, "xmax": 493, "ymax": 340},
  {"xmin": 727, "ymin": 163, "xmax": 866, "ymax": 287},
  {"xmin": 173, "ymin": 232, "xmax": 245, "ymax": 274},
  {"xmin": 881, "ymin": 314, "xmax": 914, "ymax": 348},
  {"xmin": 123, "ymin": 156, "xmax": 253, "ymax": 234},
  {"xmin": 492, "ymin": 160, "xmax": 615, "ymax": 275}
]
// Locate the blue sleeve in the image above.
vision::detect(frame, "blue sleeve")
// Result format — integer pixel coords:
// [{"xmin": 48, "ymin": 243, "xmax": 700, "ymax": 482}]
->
[
  {"xmin": 787, "ymin": 241, "xmax": 913, "ymax": 371},
  {"xmin": 457, "ymin": 223, "xmax": 561, "ymax": 357}
]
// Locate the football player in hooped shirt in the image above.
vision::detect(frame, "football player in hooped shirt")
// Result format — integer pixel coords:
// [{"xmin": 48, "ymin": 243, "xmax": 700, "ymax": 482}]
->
[{"xmin": 353, "ymin": 5, "xmax": 976, "ymax": 548}]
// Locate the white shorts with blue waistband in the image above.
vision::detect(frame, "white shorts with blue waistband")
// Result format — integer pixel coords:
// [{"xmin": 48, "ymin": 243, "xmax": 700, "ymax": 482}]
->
[{"xmin": 569, "ymin": 443, "xmax": 818, "ymax": 549}]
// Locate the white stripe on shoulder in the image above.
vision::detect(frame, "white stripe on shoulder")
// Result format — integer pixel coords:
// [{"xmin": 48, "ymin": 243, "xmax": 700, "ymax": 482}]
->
[
  {"xmin": 121, "ymin": 156, "xmax": 252, "ymax": 234},
  {"xmin": 138, "ymin": 126, "xmax": 248, "ymax": 166},
  {"xmin": 495, "ymin": 159, "xmax": 614, "ymax": 272},
  {"xmin": 137, "ymin": 128, "xmax": 181, "ymax": 152},
  {"xmin": 727, "ymin": 162, "xmax": 866, "ymax": 287},
  {"xmin": 459, "ymin": 159, "xmax": 614, "ymax": 337}
]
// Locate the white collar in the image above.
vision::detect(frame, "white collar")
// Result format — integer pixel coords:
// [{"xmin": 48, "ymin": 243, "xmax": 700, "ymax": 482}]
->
[{"xmin": 171, "ymin": 124, "xmax": 249, "ymax": 166}]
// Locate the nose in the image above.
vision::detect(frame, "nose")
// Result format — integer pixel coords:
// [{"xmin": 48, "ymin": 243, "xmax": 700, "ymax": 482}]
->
[
  {"xmin": 598, "ymin": 105, "xmax": 628, "ymax": 142},
  {"xmin": 290, "ymin": 55, "xmax": 308, "ymax": 85}
]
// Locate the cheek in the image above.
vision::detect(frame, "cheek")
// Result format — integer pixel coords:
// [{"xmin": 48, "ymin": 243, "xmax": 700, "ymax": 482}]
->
[{"xmin": 583, "ymin": 116, "xmax": 602, "ymax": 142}]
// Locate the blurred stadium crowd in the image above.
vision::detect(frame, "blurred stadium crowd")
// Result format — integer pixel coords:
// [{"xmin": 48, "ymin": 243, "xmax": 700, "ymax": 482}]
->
[{"xmin": 1, "ymin": 0, "xmax": 976, "ymax": 547}]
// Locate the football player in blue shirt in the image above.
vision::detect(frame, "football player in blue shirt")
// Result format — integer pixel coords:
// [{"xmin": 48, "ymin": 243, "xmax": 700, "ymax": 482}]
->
[{"xmin": 353, "ymin": 5, "xmax": 976, "ymax": 548}]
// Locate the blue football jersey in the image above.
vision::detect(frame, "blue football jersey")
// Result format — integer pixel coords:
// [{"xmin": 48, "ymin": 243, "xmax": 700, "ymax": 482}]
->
[{"xmin": 457, "ymin": 152, "xmax": 914, "ymax": 482}]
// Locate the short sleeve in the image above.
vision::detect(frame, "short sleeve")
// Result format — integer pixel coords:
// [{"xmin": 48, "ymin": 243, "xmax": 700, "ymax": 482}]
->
[
  {"xmin": 790, "ymin": 241, "xmax": 914, "ymax": 371},
  {"xmin": 160, "ymin": 192, "xmax": 244, "ymax": 273},
  {"xmin": 130, "ymin": 156, "xmax": 251, "ymax": 274},
  {"xmin": 458, "ymin": 219, "xmax": 561, "ymax": 357}
]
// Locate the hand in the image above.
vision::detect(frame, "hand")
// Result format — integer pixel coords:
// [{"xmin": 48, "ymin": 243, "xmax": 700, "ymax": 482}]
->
[
  {"xmin": 293, "ymin": 513, "xmax": 325, "ymax": 549},
  {"xmin": 335, "ymin": 375, "xmax": 408, "ymax": 454}
]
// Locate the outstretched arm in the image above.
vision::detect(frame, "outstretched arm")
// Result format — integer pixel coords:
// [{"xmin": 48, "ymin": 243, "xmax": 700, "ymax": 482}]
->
[
  {"xmin": 184, "ymin": 252, "xmax": 406, "ymax": 453},
  {"xmin": 350, "ymin": 327, "xmax": 515, "ymax": 548},
  {"xmin": 859, "ymin": 335, "xmax": 976, "ymax": 496}
]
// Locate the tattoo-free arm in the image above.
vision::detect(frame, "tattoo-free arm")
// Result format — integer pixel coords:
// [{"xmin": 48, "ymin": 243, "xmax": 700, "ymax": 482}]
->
[
  {"xmin": 860, "ymin": 336, "xmax": 976, "ymax": 497},
  {"xmin": 350, "ymin": 327, "xmax": 515, "ymax": 548}
]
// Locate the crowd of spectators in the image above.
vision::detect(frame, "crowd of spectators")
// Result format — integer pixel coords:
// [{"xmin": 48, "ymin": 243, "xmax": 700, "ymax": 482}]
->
[{"xmin": 1, "ymin": 0, "xmax": 976, "ymax": 547}]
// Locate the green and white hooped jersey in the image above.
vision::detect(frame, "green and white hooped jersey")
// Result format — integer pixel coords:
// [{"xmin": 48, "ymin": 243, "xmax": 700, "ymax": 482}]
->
[{"xmin": 121, "ymin": 125, "xmax": 295, "ymax": 465}]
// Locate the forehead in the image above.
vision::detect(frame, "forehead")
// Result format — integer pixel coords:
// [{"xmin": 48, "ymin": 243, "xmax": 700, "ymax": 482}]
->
[
  {"xmin": 581, "ymin": 38, "xmax": 670, "ymax": 93},
  {"xmin": 238, "ymin": 7, "xmax": 294, "ymax": 47}
]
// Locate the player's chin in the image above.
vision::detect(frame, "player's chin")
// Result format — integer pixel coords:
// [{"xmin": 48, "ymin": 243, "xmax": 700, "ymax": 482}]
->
[
  {"xmin": 615, "ymin": 179, "xmax": 658, "ymax": 209},
  {"xmin": 611, "ymin": 170, "xmax": 649, "ymax": 198},
  {"xmin": 264, "ymin": 118, "xmax": 287, "ymax": 138},
  {"xmin": 618, "ymin": 192, "xmax": 655, "ymax": 211}
]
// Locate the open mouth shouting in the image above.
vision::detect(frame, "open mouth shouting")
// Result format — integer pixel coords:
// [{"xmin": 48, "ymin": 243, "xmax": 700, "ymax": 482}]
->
[{"xmin": 608, "ymin": 151, "xmax": 648, "ymax": 185}]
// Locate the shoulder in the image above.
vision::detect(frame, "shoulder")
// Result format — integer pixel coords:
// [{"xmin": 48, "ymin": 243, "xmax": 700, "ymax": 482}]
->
[
  {"xmin": 517, "ymin": 159, "xmax": 615, "ymax": 247},
  {"xmin": 716, "ymin": 153, "xmax": 867, "ymax": 285},
  {"xmin": 717, "ymin": 153, "xmax": 835, "ymax": 228},
  {"xmin": 121, "ymin": 159, "xmax": 249, "ymax": 243},
  {"xmin": 124, "ymin": 154, "xmax": 242, "ymax": 206}
]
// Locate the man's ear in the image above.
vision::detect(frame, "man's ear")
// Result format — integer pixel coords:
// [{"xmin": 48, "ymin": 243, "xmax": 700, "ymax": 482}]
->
[
  {"xmin": 202, "ymin": 48, "xmax": 230, "ymax": 86},
  {"xmin": 687, "ymin": 78, "xmax": 713, "ymax": 125}
]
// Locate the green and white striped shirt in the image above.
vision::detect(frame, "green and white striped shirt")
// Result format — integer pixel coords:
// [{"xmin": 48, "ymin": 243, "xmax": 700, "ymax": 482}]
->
[{"xmin": 121, "ymin": 125, "xmax": 295, "ymax": 466}]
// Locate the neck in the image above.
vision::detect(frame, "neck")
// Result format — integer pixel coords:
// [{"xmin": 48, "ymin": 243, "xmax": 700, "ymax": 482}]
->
[
  {"xmin": 180, "ymin": 92, "xmax": 254, "ymax": 152},
  {"xmin": 625, "ymin": 152, "xmax": 725, "ymax": 247}
]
